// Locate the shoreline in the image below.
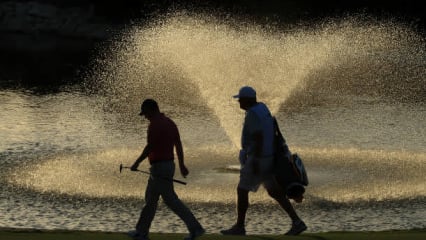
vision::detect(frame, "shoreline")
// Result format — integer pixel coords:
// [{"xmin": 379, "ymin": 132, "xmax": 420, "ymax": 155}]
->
[{"xmin": 0, "ymin": 228, "xmax": 425, "ymax": 240}]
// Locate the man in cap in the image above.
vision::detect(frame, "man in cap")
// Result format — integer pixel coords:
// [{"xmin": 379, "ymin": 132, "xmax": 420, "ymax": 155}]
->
[
  {"xmin": 128, "ymin": 99, "xmax": 205, "ymax": 240},
  {"xmin": 220, "ymin": 86, "xmax": 307, "ymax": 236}
]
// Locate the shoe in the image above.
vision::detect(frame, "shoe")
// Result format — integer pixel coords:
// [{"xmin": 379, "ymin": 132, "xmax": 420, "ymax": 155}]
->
[
  {"xmin": 285, "ymin": 220, "xmax": 307, "ymax": 235},
  {"xmin": 127, "ymin": 230, "xmax": 149, "ymax": 240},
  {"xmin": 184, "ymin": 227, "xmax": 205, "ymax": 240},
  {"xmin": 127, "ymin": 230, "xmax": 139, "ymax": 239},
  {"xmin": 136, "ymin": 234, "xmax": 150, "ymax": 240},
  {"xmin": 220, "ymin": 224, "xmax": 246, "ymax": 235}
]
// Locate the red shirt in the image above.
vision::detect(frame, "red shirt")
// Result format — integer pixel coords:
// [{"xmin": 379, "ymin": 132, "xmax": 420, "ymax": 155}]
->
[{"xmin": 147, "ymin": 113, "xmax": 180, "ymax": 163}]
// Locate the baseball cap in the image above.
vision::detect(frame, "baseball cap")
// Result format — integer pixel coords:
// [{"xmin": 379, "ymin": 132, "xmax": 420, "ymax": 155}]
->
[
  {"xmin": 233, "ymin": 86, "xmax": 256, "ymax": 98},
  {"xmin": 139, "ymin": 99, "xmax": 158, "ymax": 115}
]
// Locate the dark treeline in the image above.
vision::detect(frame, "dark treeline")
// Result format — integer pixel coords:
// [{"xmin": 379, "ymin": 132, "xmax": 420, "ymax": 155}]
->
[
  {"xmin": 8, "ymin": 0, "xmax": 426, "ymax": 28},
  {"xmin": 84, "ymin": 0, "xmax": 426, "ymax": 27},
  {"xmin": 1, "ymin": 0, "xmax": 425, "ymax": 88}
]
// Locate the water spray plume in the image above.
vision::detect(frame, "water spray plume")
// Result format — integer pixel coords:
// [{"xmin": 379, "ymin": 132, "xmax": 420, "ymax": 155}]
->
[{"xmin": 88, "ymin": 13, "xmax": 425, "ymax": 148}]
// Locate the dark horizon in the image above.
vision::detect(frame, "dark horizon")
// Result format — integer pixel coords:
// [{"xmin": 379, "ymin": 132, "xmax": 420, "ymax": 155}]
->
[{"xmin": 1, "ymin": 0, "xmax": 425, "ymax": 88}]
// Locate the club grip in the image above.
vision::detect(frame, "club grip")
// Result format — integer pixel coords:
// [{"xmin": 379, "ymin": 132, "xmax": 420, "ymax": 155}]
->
[{"xmin": 173, "ymin": 179, "xmax": 187, "ymax": 185}]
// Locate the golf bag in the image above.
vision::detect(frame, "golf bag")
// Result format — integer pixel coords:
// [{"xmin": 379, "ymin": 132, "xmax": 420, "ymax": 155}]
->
[{"xmin": 273, "ymin": 117, "xmax": 308, "ymax": 201}]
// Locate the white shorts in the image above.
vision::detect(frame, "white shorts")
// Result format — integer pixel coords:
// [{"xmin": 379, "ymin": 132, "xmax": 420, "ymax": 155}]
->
[{"xmin": 238, "ymin": 156, "xmax": 275, "ymax": 192}]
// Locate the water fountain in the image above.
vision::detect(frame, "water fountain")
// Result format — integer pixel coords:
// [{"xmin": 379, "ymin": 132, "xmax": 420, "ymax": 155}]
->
[{"xmin": 1, "ymin": 12, "xmax": 425, "ymax": 233}]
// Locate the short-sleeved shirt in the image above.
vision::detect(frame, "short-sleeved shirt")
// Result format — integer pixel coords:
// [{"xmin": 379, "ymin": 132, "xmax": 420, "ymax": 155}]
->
[
  {"xmin": 239, "ymin": 102, "xmax": 275, "ymax": 192},
  {"xmin": 147, "ymin": 113, "xmax": 180, "ymax": 164},
  {"xmin": 241, "ymin": 102, "xmax": 274, "ymax": 157}
]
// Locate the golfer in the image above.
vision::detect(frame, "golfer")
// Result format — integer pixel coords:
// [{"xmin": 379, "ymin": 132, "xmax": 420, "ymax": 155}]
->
[
  {"xmin": 128, "ymin": 99, "xmax": 205, "ymax": 240},
  {"xmin": 221, "ymin": 86, "xmax": 307, "ymax": 236}
]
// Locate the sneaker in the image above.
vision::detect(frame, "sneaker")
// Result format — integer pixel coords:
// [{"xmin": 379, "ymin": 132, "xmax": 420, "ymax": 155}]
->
[
  {"xmin": 127, "ymin": 230, "xmax": 149, "ymax": 240},
  {"xmin": 220, "ymin": 224, "xmax": 246, "ymax": 235},
  {"xmin": 184, "ymin": 227, "xmax": 205, "ymax": 240},
  {"xmin": 136, "ymin": 234, "xmax": 150, "ymax": 240},
  {"xmin": 127, "ymin": 230, "xmax": 139, "ymax": 239},
  {"xmin": 285, "ymin": 220, "xmax": 307, "ymax": 235}
]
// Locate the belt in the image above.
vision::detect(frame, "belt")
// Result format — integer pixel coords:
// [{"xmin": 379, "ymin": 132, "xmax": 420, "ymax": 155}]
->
[{"xmin": 149, "ymin": 159, "xmax": 173, "ymax": 165}]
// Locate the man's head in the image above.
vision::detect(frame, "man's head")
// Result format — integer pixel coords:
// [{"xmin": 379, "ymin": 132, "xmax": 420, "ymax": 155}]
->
[
  {"xmin": 233, "ymin": 86, "xmax": 257, "ymax": 110},
  {"xmin": 139, "ymin": 99, "xmax": 160, "ymax": 119}
]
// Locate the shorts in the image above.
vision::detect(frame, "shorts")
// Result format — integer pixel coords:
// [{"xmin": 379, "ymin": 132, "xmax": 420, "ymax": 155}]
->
[{"xmin": 238, "ymin": 156, "xmax": 276, "ymax": 192}]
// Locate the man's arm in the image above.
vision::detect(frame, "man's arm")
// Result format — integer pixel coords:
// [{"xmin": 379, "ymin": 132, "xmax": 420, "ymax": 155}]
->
[
  {"xmin": 175, "ymin": 137, "xmax": 189, "ymax": 177},
  {"xmin": 131, "ymin": 144, "xmax": 151, "ymax": 170}
]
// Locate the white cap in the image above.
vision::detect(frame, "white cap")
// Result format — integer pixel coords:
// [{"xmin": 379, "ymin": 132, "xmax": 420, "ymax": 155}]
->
[{"xmin": 233, "ymin": 86, "xmax": 256, "ymax": 98}]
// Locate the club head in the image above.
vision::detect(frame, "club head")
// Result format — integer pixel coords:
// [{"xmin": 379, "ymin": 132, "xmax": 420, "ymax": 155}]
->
[{"xmin": 119, "ymin": 163, "xmax": 123, "ymax": 173}]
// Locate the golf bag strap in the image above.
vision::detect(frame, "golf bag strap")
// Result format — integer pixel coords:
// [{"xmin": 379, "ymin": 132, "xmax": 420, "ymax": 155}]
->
[{"xmin": 273, "ymin": 117, "xmax": 286, "ymax": 143}]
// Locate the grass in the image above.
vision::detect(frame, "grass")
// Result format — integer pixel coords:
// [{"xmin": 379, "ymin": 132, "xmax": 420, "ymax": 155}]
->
[{"xmin": 0, "ymin": 229, "xmax": 425, "ymax": 240}]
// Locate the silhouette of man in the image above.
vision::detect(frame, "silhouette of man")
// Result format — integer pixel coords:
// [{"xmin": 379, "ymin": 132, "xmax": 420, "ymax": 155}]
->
[
  {"xmin": 128, "ymin": 99, "xmax": 205, "ymax": 240},
  {"xmin": 221, "ymin": 86, "xmax": 307, "ymax": 236}
]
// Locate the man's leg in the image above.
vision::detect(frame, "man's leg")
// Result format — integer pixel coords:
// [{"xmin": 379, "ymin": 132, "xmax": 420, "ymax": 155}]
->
[
  {"xmin": 236, "ymin": 187, "xmax": 249, "ymax": 227},
  {"xmin": 161, "ymin": 182, "xmax": 203, "ymax": 231},
  {"xmin": 220, "ymin": 186, "xmax": 248, "ymax": 235},
  {"xmin": 221, "ymin": 165, "xmax": 263, "ymax": 236},
  {"xmin": 266, "ymin": 186, "xmax": 300, "ymax": 221},
  {"xmin": 265, "ymin": 180, "xmax": 307, "ymax": 235},
  {"xmin": 156, "ymin": 162, "xmax": 204, "ymax": 239},
  {"xmin": 136, "ymin": 177, "xmax": 160, "ymax": 235}
]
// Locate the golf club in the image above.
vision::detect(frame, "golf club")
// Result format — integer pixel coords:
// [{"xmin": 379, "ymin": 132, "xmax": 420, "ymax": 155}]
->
[{"xmin": 119, "ymin": 164, "xmax": 187, "ymax": 185}]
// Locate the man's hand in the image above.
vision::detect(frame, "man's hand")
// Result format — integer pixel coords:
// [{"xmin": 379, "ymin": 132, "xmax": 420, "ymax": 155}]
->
[
  {"xmin": 239, "ymin": 149, "xmax": 247, "ymax": 165},
  {"xmin": 180, "ymin": 164, "xmax": 189, "ymax": 178},
  {"xmin": 130, "ymin": 162, "xmax": 140, "ymax": 171}
]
